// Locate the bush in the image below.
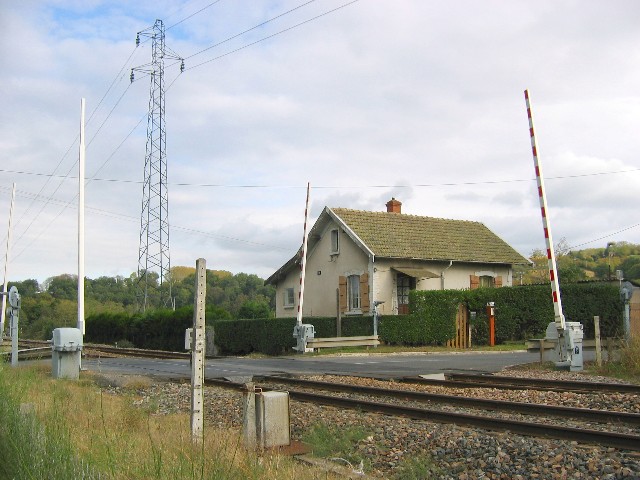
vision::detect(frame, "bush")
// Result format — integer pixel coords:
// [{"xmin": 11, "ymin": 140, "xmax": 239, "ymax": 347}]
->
[
  {"xmin": 410, "ymin": 282, "xmax": 623, "ymax": 346},
  {"xmin": 85, "ymin": 282, "xmax": 623, "ymax": 352}
]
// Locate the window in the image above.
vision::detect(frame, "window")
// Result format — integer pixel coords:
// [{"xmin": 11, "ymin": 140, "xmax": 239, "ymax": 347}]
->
[
  {"xmin": 283, "ymin": 287, "xmax": 295, "ymax": 308},
  {"xmin": 479, "ymin": 275, "xmax": 495, "ymax": 288},
  {"xmin": 397, "ymin": 273, "xmax": 416, "ymax": 314},
  {"xmin": 330, "ymin": 229, "xmax": 339, "ymax": 254},
  {"xmin": 339, "ymin": 274, "xmax": 369, "ymax": 314},
  {"xmin": 347, "ymin": 274, "xmax": 360, "ymax": 310}
]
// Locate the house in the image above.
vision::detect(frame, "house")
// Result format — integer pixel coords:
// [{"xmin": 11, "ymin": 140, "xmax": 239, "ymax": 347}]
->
[{"xmin": 266, "ymin": 198, "xmax": 530, "ymax": 318}]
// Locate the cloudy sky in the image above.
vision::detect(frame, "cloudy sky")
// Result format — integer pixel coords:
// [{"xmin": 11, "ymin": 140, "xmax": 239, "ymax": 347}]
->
[{"xmin": 1, "ymin": 0, "xmax": 639, "ymax": 284}]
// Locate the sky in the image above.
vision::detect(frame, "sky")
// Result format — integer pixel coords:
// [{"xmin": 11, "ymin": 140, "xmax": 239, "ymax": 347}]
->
[{"xmin": 1, "ymin": 0, "xmax": 639, "ymax": 284}]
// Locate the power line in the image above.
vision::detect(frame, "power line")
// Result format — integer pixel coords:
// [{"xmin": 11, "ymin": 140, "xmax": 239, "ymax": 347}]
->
[
  {"xmin": 186, "ymin": 0, "xmax": 359, "ymax": 71},
  {"xmin": 568, "ymin": 223, "xmax": 640, "ymax": 250},
  {"xmin": 183, "ymin": 0, "xmax": 318, "ymax": 61},
  {"xmin": 167, "ymin": 0, "xmax": 223, "ymax": 30},
  {"xmin": 2, "ymin": 166, "xmax": 639, "ymax": 189}
]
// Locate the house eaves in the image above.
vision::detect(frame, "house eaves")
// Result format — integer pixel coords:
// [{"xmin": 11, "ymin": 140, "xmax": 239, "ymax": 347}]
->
[{"xmin": 326, "ymin": 207, "xmax": 375, "ymax": 261}]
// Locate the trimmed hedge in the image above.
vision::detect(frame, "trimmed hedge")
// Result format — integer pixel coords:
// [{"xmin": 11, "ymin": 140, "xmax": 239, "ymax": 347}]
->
[
  {"xmin": 214, "ymin": 315, "xmax": 375, "ymax": 355},
  {"xmin": 85, "ymin": 282, "xmax": 623, "ymax": 353},
  {"xmin": 404, "ymin": 282, "xmax": 623, "ymax": 346},
  {"xmin": 86, "ymin": 311, "xmax": 375, "ymax": 355}
]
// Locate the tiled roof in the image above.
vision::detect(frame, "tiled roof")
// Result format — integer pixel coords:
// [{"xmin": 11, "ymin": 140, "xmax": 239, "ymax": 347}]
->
[{"xmin": 331, "ymin": 208, "xmax": 529, "ymax": 264}]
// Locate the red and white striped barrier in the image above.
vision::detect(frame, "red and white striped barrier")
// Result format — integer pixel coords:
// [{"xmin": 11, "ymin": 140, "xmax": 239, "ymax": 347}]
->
[
  {"xmin": 296, "ymin": 182, "xmax": 311, "ymax": 327},
  {"xmin": 524, "ymin": 89, "xmax": 566, "ymax": 330}
]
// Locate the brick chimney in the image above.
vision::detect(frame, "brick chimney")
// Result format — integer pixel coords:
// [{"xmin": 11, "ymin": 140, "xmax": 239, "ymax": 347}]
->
[{"xmin": 386, "ymin": 197, "xmax": 402, "ymax": 213}]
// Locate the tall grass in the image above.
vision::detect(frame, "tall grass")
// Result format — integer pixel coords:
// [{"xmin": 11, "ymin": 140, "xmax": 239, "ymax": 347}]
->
[
  {"xmin": 0, "ymin": 364, "xmax": 335, "ymax": 479},
  {"xmin": 593, "ymin": 337, "xmax": 640, "ymax": 382}
]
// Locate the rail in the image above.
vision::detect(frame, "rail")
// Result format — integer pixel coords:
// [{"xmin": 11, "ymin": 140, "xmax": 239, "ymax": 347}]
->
[
  {"xmin": 203, "ymin": 377, "xmax": 640, "ymax": 451},
  {"xmin": 259, "ymin": 375, "xmax": 640, "ymax": 426}
]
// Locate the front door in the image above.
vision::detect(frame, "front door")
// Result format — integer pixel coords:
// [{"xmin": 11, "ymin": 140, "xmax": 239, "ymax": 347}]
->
[{"xmin": 397, "ymin": 273, "xmax": 416, "ymax": 314}]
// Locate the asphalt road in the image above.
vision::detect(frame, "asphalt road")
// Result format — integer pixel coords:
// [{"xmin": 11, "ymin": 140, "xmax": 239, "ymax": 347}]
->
[{"xmin": 83, "ymin": 350, "xmax": 550, "ymax": 380}]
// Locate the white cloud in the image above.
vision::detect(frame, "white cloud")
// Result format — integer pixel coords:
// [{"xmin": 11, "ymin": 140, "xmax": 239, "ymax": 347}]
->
[{"xmin": 2, "ymin": 0, "xmax": 640, "ymax": 283}]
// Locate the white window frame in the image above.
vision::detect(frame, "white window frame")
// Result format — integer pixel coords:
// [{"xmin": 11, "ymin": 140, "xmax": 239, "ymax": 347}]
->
[
  {"xmin": 330, "ymin": 229, "xmax": 340, "ymax": 255},
  {"xmin": 347, "ymin": 274, "xmax": 361, "ymax": 312},
  {"xmin": 283, "ymin": 287, "xmax": 295, "ymax": 308}
]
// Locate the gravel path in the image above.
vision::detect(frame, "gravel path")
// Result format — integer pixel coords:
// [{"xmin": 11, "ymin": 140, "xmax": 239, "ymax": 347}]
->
[{"xmin": 98, "ymin": 367, "xmax": 640, "ymax": 479}]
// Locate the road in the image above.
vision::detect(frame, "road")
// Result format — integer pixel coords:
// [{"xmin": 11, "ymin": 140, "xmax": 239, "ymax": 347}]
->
[{"xmin": 83, "ymin": 350, "xmax": 549, "ymax": 380}]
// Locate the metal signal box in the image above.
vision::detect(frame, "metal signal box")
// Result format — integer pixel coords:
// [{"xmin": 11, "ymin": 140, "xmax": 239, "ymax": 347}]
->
[{"xmin": 51, "ymin": 327, "xmax": 83, "ymax": 380}]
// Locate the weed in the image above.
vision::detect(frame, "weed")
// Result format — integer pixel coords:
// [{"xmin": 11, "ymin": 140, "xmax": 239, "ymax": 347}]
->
[
  {"xmin": 302, "ymin": 422, "xmax": 369, "ymax": 468},
  {"xmin": 0, "ymin": 364, "xmax": 338, "ymax": 479},
  {"xmin": 392, "ymin": 454, "xmax": 442, "ymax": 479},
  {"xmin": 590, "ymin": 338, "xmax": 640, "ymax": 383}
]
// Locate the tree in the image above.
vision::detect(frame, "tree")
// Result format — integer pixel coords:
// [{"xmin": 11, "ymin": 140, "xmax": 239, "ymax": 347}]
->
[
  {"xmin": 619, "ymin": 255, "xmax": 640, "ymax": 281},
  {"xmin": 238, "ymin": 300, "xmax": 272, "ymax": 319},
  {"xmin": 44, "ymin": 274, "xmax": 78, "ymax": 300},
  {"xmin": 9, "ymin": 279, "xmax": 40, "ymax": 296}
]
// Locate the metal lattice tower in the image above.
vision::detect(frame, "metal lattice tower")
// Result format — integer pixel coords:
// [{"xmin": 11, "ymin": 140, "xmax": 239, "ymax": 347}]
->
[{"xmin": 132, "ymin": 19, "xmax": 183, "ymax": 311}]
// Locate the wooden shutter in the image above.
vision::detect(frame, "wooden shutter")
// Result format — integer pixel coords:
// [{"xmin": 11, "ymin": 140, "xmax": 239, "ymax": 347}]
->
[
  {"xmin": 470, "ymin": 275, "xmax": 480, "ymax": 290},
  {"xmin": 360, "ymin": 273, "xmax": 370, "ymax": 313},
  {"xmin": 495, "ymin": 276, "xmax": 503, "ymax": 288},
  {"xmin": 338, "ymin": 276, "xmax": 347, "ymax": 313}
]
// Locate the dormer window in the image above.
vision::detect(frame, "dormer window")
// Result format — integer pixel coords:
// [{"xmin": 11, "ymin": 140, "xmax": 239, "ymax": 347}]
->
[{"xmin": 330, "ymin": 229, "xmax": 339, "ymax": 254}]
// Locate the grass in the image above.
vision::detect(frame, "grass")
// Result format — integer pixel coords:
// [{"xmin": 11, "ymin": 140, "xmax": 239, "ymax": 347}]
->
[
  {"xmin": 0, "ymin": 363, "xmax": 338, "ymax": 480},
  {"xmin": 392, "ymin": 455, "xmax": 443, "ymax": 479},
  {"xmin": 302, "ymin": 423, "xmax": 370, "ymax": 471},
  {"xmin": 588, "ymin": 337, "xmax": 640, "ymax": 383}
]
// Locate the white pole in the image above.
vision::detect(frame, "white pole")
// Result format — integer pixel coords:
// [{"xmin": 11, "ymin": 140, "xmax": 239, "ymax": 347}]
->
[
  {"xmin": 191, "ymin": 258, "xmax": 206, "ymax": 444},
  {"xmin": 78, "ymin": 98, "xmax": 86, "ymax": 335},
  {"xmin": 296, "ymin": 183, "xmax": 311, "ymax": 327},
  {"xmin": 0, "ymin": 182, "xmax": 16, "ymax": 346}
]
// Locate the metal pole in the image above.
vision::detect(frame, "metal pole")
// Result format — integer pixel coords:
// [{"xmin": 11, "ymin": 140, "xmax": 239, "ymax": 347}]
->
[
  {"xmin": 0, "ymin": 182, "xmax": 16, "ymax": 346},
  {"xmin": 78, "ymin": 98, "xmax": 86, "ymax": 336},
  {"xmin": 8, "ymin": 287, "xmax": 19, "ymax": 367},
  {"xmin": 524, "ymin": 90, "xmax": 566, "ymax": 331},
  {"xmin": 191, "ymin": 258, "xmax": 206, "ymax": 444},
  {"xmin": 296, "ymin": 183, "xmax": 311, "ymax": 327}
]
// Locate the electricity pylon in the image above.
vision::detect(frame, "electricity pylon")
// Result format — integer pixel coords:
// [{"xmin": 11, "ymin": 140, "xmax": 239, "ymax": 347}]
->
[{"xmin": 131, "ymin": 19, "xmax": 183, "ymax": 311}]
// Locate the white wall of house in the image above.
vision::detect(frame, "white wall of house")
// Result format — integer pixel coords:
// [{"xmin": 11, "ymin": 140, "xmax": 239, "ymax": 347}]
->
[
  {"xmin": 274, "ymin": 221, "xmax": 370, "ymax": 318},
  {"xmin": 372, "ymin": 260, "xmax": 514, "ymax": 315},
  {"xmin": 274, "ymin": 221, "xmax": 515, "ymax": 318}
]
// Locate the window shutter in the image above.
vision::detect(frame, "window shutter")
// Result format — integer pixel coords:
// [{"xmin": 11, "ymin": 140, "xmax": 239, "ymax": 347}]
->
[
  {"xmin": 360, "ymin": 273, "xmax": 370, "ymax": 313},
  {"xmin": 470, "ymin": 275, "xmax": 480, "ymax": 290},
  {"xmin": 495, "ymin": 276, "xmax": 503, "ymax": 288},
  {"xmin": 338, "ymin": 276, "xmax": 347, "ymax": 313}
]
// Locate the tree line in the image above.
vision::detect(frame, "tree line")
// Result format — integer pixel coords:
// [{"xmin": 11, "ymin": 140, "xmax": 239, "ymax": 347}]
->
[
  {"xmin": 8, "ymin": 268, "xmax": 275, "ymax": 340},
  {"xmin": 514, "ymin": 240, "xmax": 640, "ymax": 285},
  {"xmin": 7, "ymin": 241, "xmax": 640, "ymax": 340}
]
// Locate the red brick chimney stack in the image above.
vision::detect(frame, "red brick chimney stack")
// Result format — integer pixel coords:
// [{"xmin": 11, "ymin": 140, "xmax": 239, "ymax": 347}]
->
[{"xmin": 386, "ymin": 198, "xmax": 402, "ymax": 213}]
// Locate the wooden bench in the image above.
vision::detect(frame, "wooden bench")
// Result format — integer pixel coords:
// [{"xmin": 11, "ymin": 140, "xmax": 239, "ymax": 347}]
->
[{"xmin": 306, "ymin": 335, "xmax": 380, "ymax": 351}]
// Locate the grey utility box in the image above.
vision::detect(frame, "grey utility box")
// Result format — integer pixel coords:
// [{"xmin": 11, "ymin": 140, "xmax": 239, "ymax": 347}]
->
[
  {"xmin": 243, "ymin": 387, "xmax": 291, "ymax": 449},
  {"xmin": 52, "ymin": 327, "xmax": 83, "ymax": 380}
]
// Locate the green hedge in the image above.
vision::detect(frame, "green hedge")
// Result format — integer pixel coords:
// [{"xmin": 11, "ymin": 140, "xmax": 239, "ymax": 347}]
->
[
  {"xmin": 214, "ymin": 315, "xmax": 375, "ymax": 355},
  {"xmin": 86, "ymin": 311, "xmax": 375, "ymax": 355},
  {"xmin": 407, "ymin": 282, "xmax": 623, "ymax": 346},
  {"xmin": 85, "ymin": 282, "xmax": 623, "ymax": 352}
]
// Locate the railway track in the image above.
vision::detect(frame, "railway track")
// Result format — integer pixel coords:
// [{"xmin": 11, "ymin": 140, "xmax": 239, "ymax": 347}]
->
[
  {"xmin": 403, "ymin": 373, "xmax": 640, "ymax": 394},
  {"xmin": 204, "ymin": 376, "xmax": 640, "ymax": 451},
  {"xmin": 444, "ymin": 372, "xmax": 640, "ymax": 394},
  {"xmin": 257, "ymin": 375, "xmax": 640, "ymax": 426},
  {"xmin": 11, "ymin": 340, "xmax": 640, "ymax": 451},
  {"xmin": 16, "ymin": 340, "xmax": 191, "ymax": 360}
]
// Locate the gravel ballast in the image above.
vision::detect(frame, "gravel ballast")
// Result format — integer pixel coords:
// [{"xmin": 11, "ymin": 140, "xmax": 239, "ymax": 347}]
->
[{"xmin": 98, "ymin": 367, "xmax": 640, "ymax": 479}]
